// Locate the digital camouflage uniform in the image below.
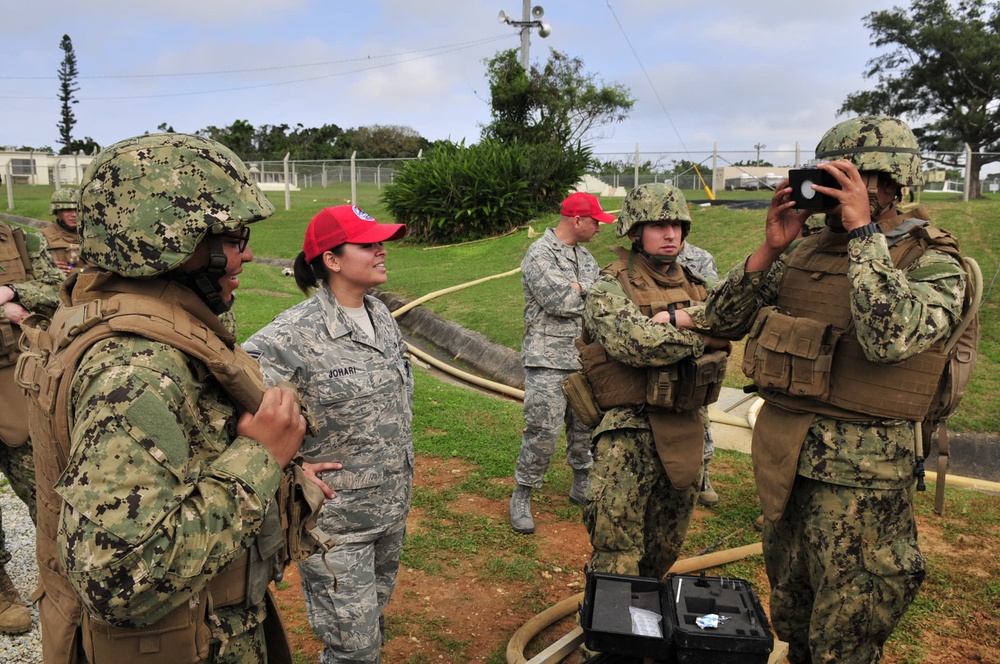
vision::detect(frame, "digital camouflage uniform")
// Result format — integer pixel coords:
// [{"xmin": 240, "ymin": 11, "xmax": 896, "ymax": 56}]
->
[
  {"xmin": 0, "ymin": 221, "xmax": 61, "ymax": 635},
  {"xmin": 582, "ymin": 184, "xmax": 718, "ymax": 579},
  {"xmin": 703, "ymin": 116, "xmax": 966, "ymax": 664},
  {"xmin": 59, "ymin": 309, "xmax": 282, "ymax": 661},
  {"xmin": 43, "ymin": 187, "xmax": 84, "ymax": 276},
  {"xmin": 677, "ymin": 242, "xmax": 718, "ymax": 287},
  {"xmin": 24, "ymin": 133, "xmax": 291, "ymax": 664},
  {"xmin": 515, "ymin": 227, "xmax": 597, "ymax": 489},
  {"xmin": 677, "ymin": 242, "xmax": 719, "ymax": 466},
  {"xmin": 0, "ymin": 221, "xmax": 62, "ymax": 544},
  {"xmin": 245, "ymin": 284, "xmax": 414, "ymax": 664}
]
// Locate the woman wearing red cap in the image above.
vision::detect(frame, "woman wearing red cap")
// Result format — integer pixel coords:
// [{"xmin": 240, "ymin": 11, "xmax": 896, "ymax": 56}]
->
[{"xmin": 244, "ymin": 205, "xmax": 412, "ymax": 663}]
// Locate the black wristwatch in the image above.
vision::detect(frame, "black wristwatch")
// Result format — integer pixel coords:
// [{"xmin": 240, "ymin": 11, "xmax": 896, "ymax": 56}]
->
[
  {"xmin": 668, "ymin": 309, "xmax": 677, "ymax": 327},
  {"xmin": 4, "ymin": 284, "xmax": 16, "ymax": 303},
  {"xmin": 847, "ymin": 223, "xmax": 884, "ymax": 241}
]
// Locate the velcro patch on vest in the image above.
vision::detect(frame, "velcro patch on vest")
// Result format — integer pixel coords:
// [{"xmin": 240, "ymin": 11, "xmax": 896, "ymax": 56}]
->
[{"xmin": 125, "ymin": 389, "xmax": 187, "ymax": 468}]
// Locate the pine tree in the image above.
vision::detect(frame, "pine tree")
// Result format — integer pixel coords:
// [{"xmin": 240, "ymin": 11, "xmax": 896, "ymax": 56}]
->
[{"xmin": 57, "ymin": 34, "xmax": 80, "ymax": 155}]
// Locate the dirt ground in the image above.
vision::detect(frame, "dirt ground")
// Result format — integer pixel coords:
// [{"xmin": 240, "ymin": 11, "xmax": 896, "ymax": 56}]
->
[{"xmin": 272, "ymin": 455, "xmax": 999, "ymax": 664}]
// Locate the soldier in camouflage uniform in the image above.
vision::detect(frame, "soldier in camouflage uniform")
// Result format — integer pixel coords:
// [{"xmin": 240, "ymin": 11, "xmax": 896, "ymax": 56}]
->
[
  {"xmin": 704, "ymin": 116, "xmax": 966, "ymax": 663},
  {"xmin": 0, "ymin": 220, "xmax": 62, "ymax": 633},
  {"xmin": 580, "ymin": 183, "xmax": 731, "ymax": 581},
  {"xmin": 509, "ymin": 192, "xmax": 615, "ymax": 534},
  {"xmin": 244, "ymin": 205, "xmax": 413, "ymax": 664},
  {"xmin": 19, "ymin": 134, "xmax": 329, "ymax": 663},
  {"xmin": 42, "ymin": 187, "xmax": 84, "ymax": 276},
  {"xmin": 676, "ymin": 241, "xmax": 722, "ymax": 507}
]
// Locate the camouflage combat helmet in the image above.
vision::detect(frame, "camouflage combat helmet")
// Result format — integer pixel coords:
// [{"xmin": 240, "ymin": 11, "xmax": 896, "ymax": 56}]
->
[
  {"xmin": 815, "ymin": 116, "xmax": 922, "ymax": 187},
  {"xmin": 50, "ymin": 187, "xmax": 79, "ymax": 214},
  {"xmin": 79, "ymin": 133, "xmax": 274, "ymax": 278},
  {"xmin": 616, "ymin": 183, "xmax": 692, "ymax": 238}
]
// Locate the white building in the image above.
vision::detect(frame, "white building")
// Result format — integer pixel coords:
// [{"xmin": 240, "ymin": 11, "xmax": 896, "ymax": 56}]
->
[{"xmin": 0, "ymin": 149, "xmax": 95, "ymax": 186}]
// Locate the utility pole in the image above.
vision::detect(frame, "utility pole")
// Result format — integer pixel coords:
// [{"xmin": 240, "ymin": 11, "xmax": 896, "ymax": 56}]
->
[
  {"xmin": 498, "ymin": 2, "xmax": 552, "ymax": 70},
  {"xmin": 754, "ymin": 142, "xmax": 765, "ymax": 167}
]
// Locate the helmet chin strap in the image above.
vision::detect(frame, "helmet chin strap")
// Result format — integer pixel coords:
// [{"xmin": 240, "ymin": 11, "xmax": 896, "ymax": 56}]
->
[
  {"xmin": 166, "ymin": 235, "xmax": 231, "ymax": 314},
  {"xmin": 867, "ymin": 173, "xmax": 894, "ymax": 221}
]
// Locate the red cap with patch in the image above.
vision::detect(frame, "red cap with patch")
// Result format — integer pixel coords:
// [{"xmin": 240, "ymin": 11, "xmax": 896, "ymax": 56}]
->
[{"xmin": 303, "ymin": 205, "xmax": 407, "ymax": 262}]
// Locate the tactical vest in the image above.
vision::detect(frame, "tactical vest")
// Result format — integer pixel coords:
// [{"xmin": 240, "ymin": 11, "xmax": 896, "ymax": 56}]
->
[
  {"xmin": 0, "ymin": 222, "xmax": 32, "ymax": 287},
  {"xmin": 579, "ymin": 247, "xmax": 716, "ymax": 410},
  {"xmin": 41, "ymin": 222, "xmax": 84, "ymax": 275},
  {"xmin": 15, "ymin": 271, "xmax": 290, "ymax": 664},
  {"xmin": 0, "ymin": 222, "xmax": 38, "ymax": 447},
  {"xmin": 743, "ymin": 213, "xmax": 957, "ymax": 421},
  {"xmin": 578, "ymin": 247, "xmax": 725, "ymax": 489},
  {"xmin": 0, "ymin": 222, "xmax": 33, "ymax": 367}
]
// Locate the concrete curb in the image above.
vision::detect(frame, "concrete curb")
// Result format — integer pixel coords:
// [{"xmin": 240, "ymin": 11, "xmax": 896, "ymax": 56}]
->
[{"xmin": 376, "ymin": 290, "xmax": 526, "ymax": 390}]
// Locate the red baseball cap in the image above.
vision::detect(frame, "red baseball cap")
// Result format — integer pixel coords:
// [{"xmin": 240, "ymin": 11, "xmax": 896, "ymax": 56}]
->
[
  {"xmin": 560, "ymin": 192, "xmax": 615, "ymax": 223},
  {"xmin": 303, "ymin": 205, "xmax": 407, "ymax": 262}
]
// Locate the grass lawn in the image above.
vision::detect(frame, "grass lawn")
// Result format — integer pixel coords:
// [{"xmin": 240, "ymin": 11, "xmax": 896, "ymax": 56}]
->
[
  {"xmin": 5, "ymin": 182, "xmax": 999, "ymax": 662},
  {"xmin": 5, "ymin": 182, "xmax": 997, "ymax": 432}
]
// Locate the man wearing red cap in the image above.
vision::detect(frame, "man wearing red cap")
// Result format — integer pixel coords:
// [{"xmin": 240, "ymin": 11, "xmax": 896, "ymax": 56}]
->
[{"xmin": 510, "ymin": 192, "xmax": 615, "ymax": 534}]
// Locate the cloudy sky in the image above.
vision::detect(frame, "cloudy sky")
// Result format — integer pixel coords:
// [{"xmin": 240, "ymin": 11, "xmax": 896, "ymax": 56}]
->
[{"xmin": 2, "ymin": 0, "xmax": 910, "ymax": 167}]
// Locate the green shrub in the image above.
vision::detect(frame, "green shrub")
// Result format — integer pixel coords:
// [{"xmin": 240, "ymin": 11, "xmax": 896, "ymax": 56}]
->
[
  {"xmin": 521, "ymin": 140, "xmax": 592, "ymax": 210},
  {"xmin": 381, "ymin": 138, "xmax": 590, "ymax": 243}
]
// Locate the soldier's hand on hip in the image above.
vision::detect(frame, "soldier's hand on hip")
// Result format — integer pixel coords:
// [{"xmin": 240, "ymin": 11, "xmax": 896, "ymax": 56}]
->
[
  {"xmin": 237, "ymin": 385, "xmax": 307, "ymax": 468},
  {"xmin": 302, "ymin": 461, "xmax": 342, "ymax": 500}
]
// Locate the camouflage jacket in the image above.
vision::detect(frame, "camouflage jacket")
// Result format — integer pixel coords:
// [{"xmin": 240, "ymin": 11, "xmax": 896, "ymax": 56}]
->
[
  {"xmin": 0, "ymin": 220, "xmax": 63, "ymax": 315},
  {"xmin": 677, "ymin": 242, "xmax": 718, "ymax": 287},
  {"xmin": 521, "ymin": 227, "xmax": 600, "ymax": 370},
  {"xmin": 40, "ymin": 221, "xmax": 84, "ymax": 274},
  {"xmin": 245, "ymin": 285, "xmax": 414, "ymax": 544},
  {"xmin": 584, "ymin": 260, "xmax": 710, "ymax": 435},
  {"xmin": 57, "ymin": 308, "xmax": 282, "ymax": 630},
  {"xmin": 705, "ymin": 226, "xmax": 965, "ymax": 488}
]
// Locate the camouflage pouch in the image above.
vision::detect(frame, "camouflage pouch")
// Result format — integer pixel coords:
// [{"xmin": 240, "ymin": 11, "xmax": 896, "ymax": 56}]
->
[
  {"xmin": 0, "ymin": 317, "xmax": 16, "ymax": 369},
  {"xmin": 645, "ymin": 364, "xmax": 680, "ymax": 410},
  {"xmin": 672, "ymin": 350, "xmax": 729, "ymax": 411},
  {"xmin": 280, "ymin": 462, "xmax": 334, "ymax": 565},
  {"xmin": 743, "ymin": 307, "xmax": 839, "ymax": 398},
  {"xmin": 562, "ymin": 371, "xmax": 603, "ymax": 428}
]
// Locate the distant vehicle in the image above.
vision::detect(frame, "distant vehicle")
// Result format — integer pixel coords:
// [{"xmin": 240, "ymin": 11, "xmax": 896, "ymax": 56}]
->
[{"xmin": 724, "ymin": 173, "xmax": 782, "ymax": 191}]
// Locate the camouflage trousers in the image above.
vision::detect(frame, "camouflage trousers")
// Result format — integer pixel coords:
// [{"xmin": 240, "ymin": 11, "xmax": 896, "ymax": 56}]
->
[
  {"xmin": 515, "ymin": 367, "xmax": 593, "ymax": 488},
  {"xmin": 0, "ymin": 439, "xmax": 37, "ymax": 569},
  {"xmin": 208, "ymin": 622, "xmax": 266, "ymax": 664},
  {"xmin": 583, "ymin": 427, "xmax": 698, "ymax": 578},
  {"xmin": 298, "ymin": 525, "xmax": 406, "ymax": 664},
  {"xmin": 701, "ymin": 407, "xmax": 714, "ymax": 463},
  {"xmin": 763, "ymin": 475, "xmax": 925, "ymax": 664}
]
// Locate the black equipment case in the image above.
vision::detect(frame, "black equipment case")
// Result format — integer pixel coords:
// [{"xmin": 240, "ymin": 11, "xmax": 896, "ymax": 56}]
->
[{"xmin": 580, "ymin": 571, "xmax": 773, "ymax": 664}]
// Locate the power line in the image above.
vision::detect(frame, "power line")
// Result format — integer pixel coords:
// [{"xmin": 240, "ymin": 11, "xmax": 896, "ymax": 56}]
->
[
  {"xmin": 0, "ymin": 34, "xmax": 515, "ymax": 100},
  {"xmin": 0, "ymin": 35, "xmax": 514, "ymax": 81},
  {"xmin": 604, "ymin": 0, "xmax": 691, "ymax": 157}
]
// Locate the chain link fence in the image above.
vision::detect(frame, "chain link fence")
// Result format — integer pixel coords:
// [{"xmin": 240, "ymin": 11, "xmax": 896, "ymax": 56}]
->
[{"xmin": 7, "ymin": 147, "xmax": 1000, "ymax": 212}]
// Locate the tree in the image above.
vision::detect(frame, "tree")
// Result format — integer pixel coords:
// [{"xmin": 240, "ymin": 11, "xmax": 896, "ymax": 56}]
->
[
  {"xmin": 482, "ymin": 48, "xmax": 632, "ymax": 209},
  {"xmin": 483, "ymin": 48, "xmax": 634, "ymax": 146},
  {"xmin": 68, "ymin": 137, "xmax": 100, "ymax": 155},
  {"xmin": 840, "ymin": 0, "xmax": 1000, "ymax": 198},
  {"xmin": 56, "ymin": 35, "xmax": 80, "ymax": 156},
  {"xmin": 339, "ymin": 125, "xmax": 429, "ymax": 159}
]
